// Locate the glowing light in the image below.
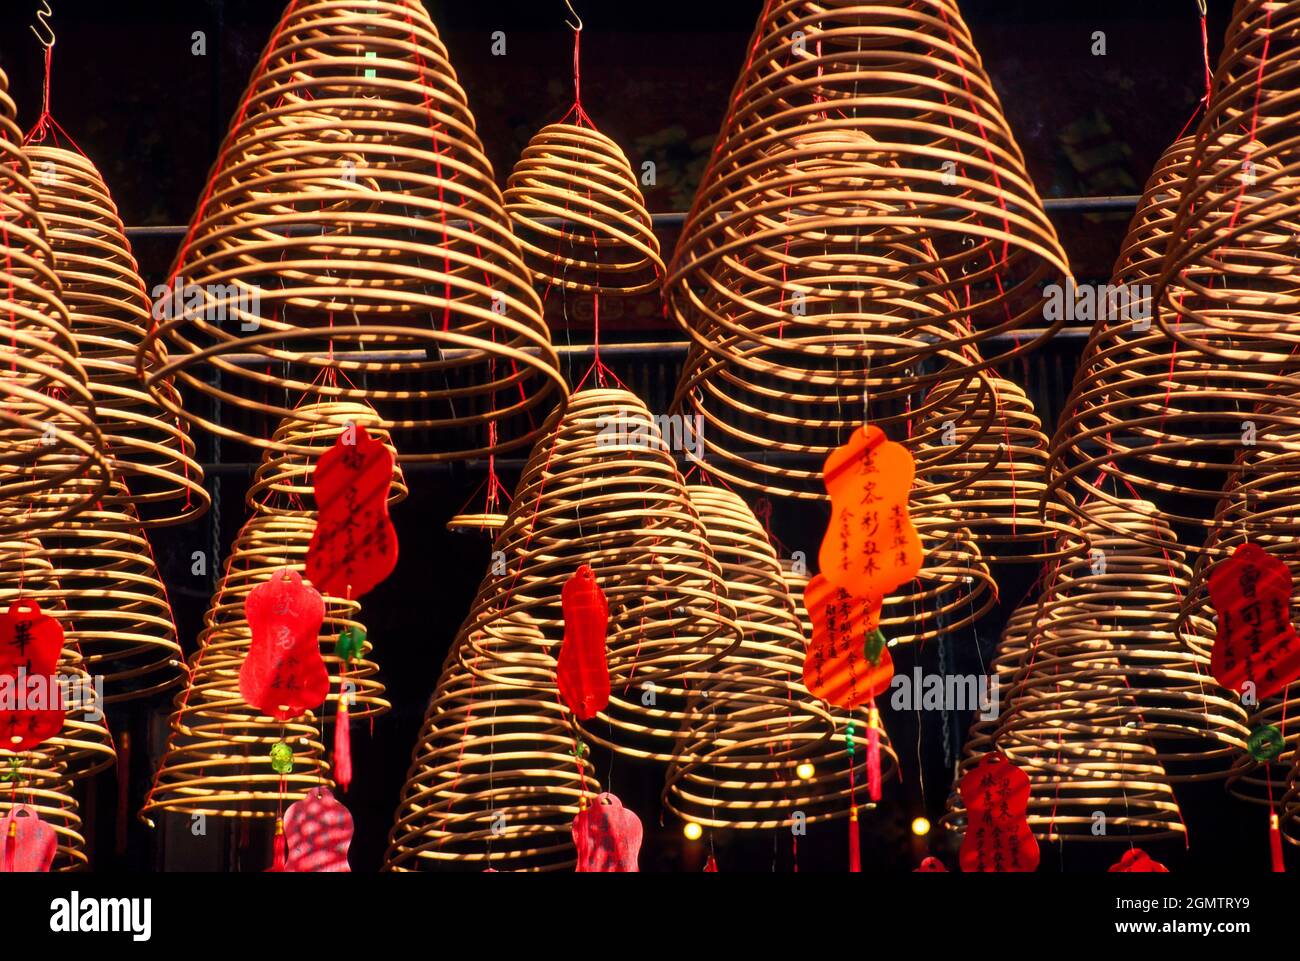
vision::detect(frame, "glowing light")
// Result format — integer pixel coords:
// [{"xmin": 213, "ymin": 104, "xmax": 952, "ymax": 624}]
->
[
  {"xmin": 796, "ymin": 762, "xmax": 816, "ymax": 780},
  {"xmin": 683, "ymin": 821, "xmax": 703, "ymax": 841},
  {"xmin": 911, "ymin": 816, "xmax": 931, "ymax": 837}
]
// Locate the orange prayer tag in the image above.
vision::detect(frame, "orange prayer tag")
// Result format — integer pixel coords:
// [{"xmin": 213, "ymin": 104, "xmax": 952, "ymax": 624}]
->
[
  {"xmin": 818, "ymin": 425, "xmax": 922, "ymax": 598},
  {"xmin": 802, "ymin": 574, "xmax": 893, "ymax": 708}
]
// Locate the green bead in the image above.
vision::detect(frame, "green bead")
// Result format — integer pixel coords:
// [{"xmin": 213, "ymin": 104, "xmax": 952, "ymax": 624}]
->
[
  {"xmin": 335, "ymin": 626, "xmax": 367, "ymax": 662},
  {"xmin": 270, "ymin": 741, "xmax": 295, "ymax": 775},
  {"xmin": 864, "ymin": 628, "xmax": 886, "ymax": 665},
  {"xmin": 1247, "ymin": 724, "xmax": 1285, "ymax": 762}
]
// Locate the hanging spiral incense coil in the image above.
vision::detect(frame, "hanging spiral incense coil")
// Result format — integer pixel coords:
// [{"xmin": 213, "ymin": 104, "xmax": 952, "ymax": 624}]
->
[
  {"xmin": 668, "ymin": 129, "xmax": 1007, "ymax": 500},
  {"xmin": 667, "ymin": 3, "xmax": 1071, "ymax": 480},
  {"xmin": 1050, "ymin": 135, "xmax": 1300, "ymax": 550},
  {"xmin": 0, "ymin": 536, "xmax": 116, "ymax": 780},
  {"xmin": 21, "ymin": 480, "xmax": 184, "ymax": 704},
  {"xmin": 916, "ymin": 375, "xmax": 1075, "ymax": 565},
  {"xmin": 993, "ymin": 502, "xmax": 1248, "ymax": 840},
  {"xmin": 505, "ymin": 123, "xmax": 663, "ymax": 296},
  {"xmin": 1155, "ymin": 1, "xmax": 1300, "ymax": 368},
  {"xmin": 457, "ymin": 388, "xmax": 743, "ymax": 762},
  {"xmin": 23, "ymin": 146, "xmax": 206, "ymax": 527},
  {"xmin": 0, "ymin": 71, "xmax": 108, "ymax": 531},
  {"xmin": 0, "ymin": 752, "xmax": 87, "ymax": 871},
  {"xmin": 664, "ymin": 486, "xmax": 901, "ymax": 829},
  {"xmin": 941, "ymin": 600, "xmax": 1037, "ymax": 835},
  {"xmin": 136, "ymin": 0, "xmax": 567, "ymax": 460},
  {"xmin": 385, "ymin": 619, "xmax": 599, "ymax": 872}
]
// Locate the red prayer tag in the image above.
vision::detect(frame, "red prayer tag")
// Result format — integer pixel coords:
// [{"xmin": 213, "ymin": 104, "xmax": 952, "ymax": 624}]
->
[
  {"xmin": 915, "ymin": 857, "xmax": 948, "ymax": 872},
  {"xmin": 0, "ymin": 806, "xmax": 57, "ymax": 872},
  {"xmin": 306, "ymin": 424, "xmax": 399, "ymax": 600},
  {"xmin": 958, "ymin": 751, "xmax": 1039, "ymax": 873},
  {"xmin": 0, "ymin": 600, "xmax": 65, "ymax": 751},
  {"xmin": 573, "ymin": 793, "xmax": 642, "ymax": 872},
  {"xmin": 239, "ymin": 569, "xmax": 329, "ymax": 720},
  {"xmin": 802, "ymin": 574, "xmax": 892, "ymax": 708},
  {"xmin": 818, "ymin": 425, "xmax": 923, "ymax": 599},
  {"xmin": 557, "ymin": 565, "xmax": 610, "ymax": 720},
  {"xmin": 283, "ymin": 787, "xmax": 353, "ymax": 873},
  {"xmin": 1209, "ymin": 543, "xmax": 1300, "ymax": 700},
  {"xmin": 1109, "ymin": 848, "xmax": 1168, "ymax": 873}
]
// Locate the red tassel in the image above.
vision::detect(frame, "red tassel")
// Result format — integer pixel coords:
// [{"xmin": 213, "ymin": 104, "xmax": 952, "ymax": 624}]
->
[
  {"xmin": 270, "ymin": 819, "xmax": 288, "ymax": 873},
  {"xmin": 703, "ymin": 855, "xmax": 718, "ymax": 872},
  {"xmin": 1271, "ymin": 812, "xmax": 1286, "ymax": 873},
  {"xmin": 334, "ymin": 695, "xmax": 352, "ymax": 793},
  {"xmin": 4, "ymin": 820, "xmax": 16, "ymax": 873},
  {"xmin": 848, "ymin": 806, "xmax": 862, "ymax": 873},
  {"xmin": 867, "ymin": 706, "xmax": 882, "ymax": 802}
]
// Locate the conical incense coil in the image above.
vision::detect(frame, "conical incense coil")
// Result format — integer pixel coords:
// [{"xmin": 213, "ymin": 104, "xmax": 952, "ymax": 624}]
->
[
  {"xmin": 140, "ymin": 516, "xmax": 332, "ymax": 822},
  {"xmin": 136, "ymin": 0, "xmax": 567, "ymax": 461},
  {"xmin": 505, "ymin": 123, "xmax": 663, "ymax": 296},
  {"xmin": 22, "ymin": 479, "xmax": 183, "ymax": 703},
  {"xmin": 385, "ymin": 619, "xmax": 599, "ymax": 872},
  {"xmin": 458, "ymin": 388, "xmax": 743, "ymax": 762},
  {"xmin": 887, "ymin": 493, "xmax": 998, "ymax": 646},
  {"xmin": 916, "ymin": 374, "xmax": 1075, "ymax": 565},
  {"xmin": 1000, "ymin": 503, "xmax": 1248, "ymax": 781},
  {"xmin": 668, "ymin": 128, "xmax": 1005, "ymax": 499},
  {"xmin": 1156, "ymin": 0, "xmax": 1300, "ymax": 368},
  {"xmin": 0, "ymin": 536, "xmax": 115, "ymax": 780},
  {"xmin": 0, "ymin": 751, "xmax": 87, "ymax": 871},
  {"xmin": 942, "ymin": 600, "xmax": 1037, "ymax": 835},
  {"xmin": 24, "ymin": 146, "xmax": 206, "ymax": 527},
  {"xmin": 1050, "ymin": 135, "xmax": 1300, "ymax": 550},
  {"xmin": 0, "ymin": 70, "xmax": 108, "ymax": 531},
  {"xmin": 668, "ymin": 1, "xmax": 1070, "ymax": 376},
  {"xmin": 664, "ymin": 487, "xmax": 898, "ymax": 829}
]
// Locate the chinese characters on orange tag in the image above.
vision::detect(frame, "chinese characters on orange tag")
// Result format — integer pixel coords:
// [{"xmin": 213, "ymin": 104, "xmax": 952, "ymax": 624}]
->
[
  {"xmin": 802, "ymin": 574, "xmax": 892, "ymax": 708},
  {"xmin": 1209, "ymin": 542, "xmax": 1300, "ymax": 700},
  {"xmin": 958, "ymin": 751, "xmax": 1039, "ymax": 873}
]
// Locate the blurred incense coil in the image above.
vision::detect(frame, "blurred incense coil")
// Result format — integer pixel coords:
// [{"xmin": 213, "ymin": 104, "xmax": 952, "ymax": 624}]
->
[
  {"xmin": 457, "ymin": 388, "xmax": 743, "ymax": 762},
  {"xmin": 24, "ymin": 145, "xmax": 206, "ymax": 527},
  {"xmin": 1050, "ymin": 135, "xmax": 1300, "ymax": 550},
  {"xmin": 385, "ymin": 619, "xmax": 599, "ymax": 872},
  {"xmin": 916, "ymin": 374, "xmax": 1075, "ymax": 565},
  {"xmin": 506, "ymin": 123, "xmax": 663, "ymax": 296},
  {"xmin": 136, "ymin": 0, "xmax": 567, "ymax": 461},
  {"xmin": 0, "ymin": 69, "xmax": 108, "ymax": 532},
  {"xmin": 1156, "ymin": 1, "xmax": 1300, "ymax": 369}
]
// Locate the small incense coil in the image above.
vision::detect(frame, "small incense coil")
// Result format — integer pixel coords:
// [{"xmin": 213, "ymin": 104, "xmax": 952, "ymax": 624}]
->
[
  {"xmin": 668, "ymin": 2, "xmax": 1070, "ymax": 389},
  {"xmin": 445, "ymin": 512, "xmax": 507, "ymax": 535},
  {"xmin": 1050, "ymin": 135, "xmax": 1300, "ymax": 550},
  {"xmin": 0, "ymin": 752, "xmax": 87, "ymax": 871},
  {"xmin": 941, "ymin": 600, "xmax": 1037, "ymax": 836},
  {"xmin": 505, "ymin": 123, "xmax": 663, "ymax": 296},
  {"xmin": 668, "ymin": 128, "xmax": 1010, "ymax": 500},
  {"xmin": 0, "ymin": 71, "xmax": 109, "ymax": 531},
  {"xmin": 888, "ymin": 493, "xmax": 998, "ymax": 645},
  {"xmin": 916, "ymin": 375, "xmax": 1076, "ymax": 564},
  {"xmin": 22, "ymin": 479, "xmax": 184, "ymax": 703},
  {"xmin": 0, "ymin": 537, "xmax": 116, "ymax": 780},
  {"xmin": 664, "ymin": 487, "xmax": 900, "ymax": 829},
  {"xmin": 385, "ymin": 619, "xmax": 599, "ymax": 872},
  {"xmin": 136, "ymin": 0, "xmax": 567, "ymax": 461},
  {"xmin": 24, "ymin": 146, "xmax": 206, "ymax": 527},
  {"xmin": 457, "ymin": 388, "xmax": 743, "ymax": 762},
  {"xmin": 1156, "ymin": 1, "xmax": 1300, "ymax": 368},
  {"xmin": 993, "ymin": 503, "xmax": 1248, "ymax": 841}
]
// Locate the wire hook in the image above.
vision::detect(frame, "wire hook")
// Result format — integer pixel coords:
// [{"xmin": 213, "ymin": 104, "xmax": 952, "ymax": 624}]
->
[
  {"xmin": 564, "ymin": 0, "xmax": 583, "ymax": 32},
  {"xmin": 31, "ymin": 0, "xmax": 55, "ymax": 49}
]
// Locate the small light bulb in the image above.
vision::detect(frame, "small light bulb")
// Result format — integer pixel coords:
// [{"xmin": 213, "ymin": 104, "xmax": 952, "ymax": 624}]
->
[
  {"xmin": 683, "ymin": 821, "xmax": 703, "ymax": 841},
  {"xmin": 796, "ymin": 762, "xmax": 816, "ymax": 780},
  {"xmin": 911, "ymin": 816, "xmax": 931, "ymax": 837}
]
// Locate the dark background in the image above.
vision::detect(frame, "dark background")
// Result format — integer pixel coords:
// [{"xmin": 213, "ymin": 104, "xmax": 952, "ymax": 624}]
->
[{"xmin": 0, "ymin": 0, "xmax": 1271, "ymax": 872}]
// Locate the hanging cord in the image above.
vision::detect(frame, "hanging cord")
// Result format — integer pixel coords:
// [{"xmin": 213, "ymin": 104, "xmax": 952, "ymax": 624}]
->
[
  {"xmin": 1175, "ymin": 0, "xmax": 1215, "ymax": 138},
  {"xmin": 559, "ymin": 1, "xmax": 595, "ymax": 129},
  {"xmin": 23, "ymin": 5, "xmax": 85, "ymax": 153}
]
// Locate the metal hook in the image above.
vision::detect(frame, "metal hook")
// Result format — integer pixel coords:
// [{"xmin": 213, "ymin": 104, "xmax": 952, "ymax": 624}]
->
[
  {"xmin": 31, "ymin": 0, "xmax": 55, "ymax": 49},
  {"xmin": 564, "ymin": 0, "xmax": 583, "ymax": 32}
]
